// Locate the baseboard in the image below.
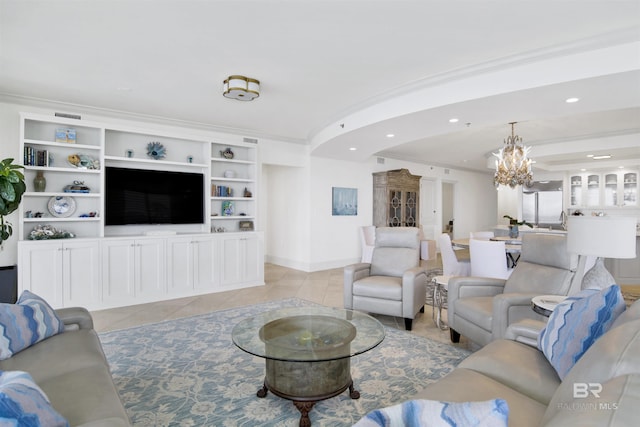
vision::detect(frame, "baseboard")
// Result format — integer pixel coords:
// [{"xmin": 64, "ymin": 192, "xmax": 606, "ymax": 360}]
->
[{"xmin": 265, "ymin": 255, "xmax": 358, "ymax": 272}]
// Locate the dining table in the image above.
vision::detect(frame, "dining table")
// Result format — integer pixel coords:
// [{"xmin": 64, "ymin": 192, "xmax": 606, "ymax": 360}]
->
[{"xmin": 452, "ymin": 237, "xmax": 522, "ymax": 267}]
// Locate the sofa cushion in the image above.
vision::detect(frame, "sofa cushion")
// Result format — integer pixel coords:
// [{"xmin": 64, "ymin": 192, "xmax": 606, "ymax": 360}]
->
[
  {"xmin": 0, "ymin": 329, "xmax": 109, "ymax": 384},
  {"xmin": 537, "ymin": 284, "xmax": 625, "ymax": 379},
  {"xmin": 353, "ymin": 398, "xmax": 508, "ymax": 427},
  {"xmin": 353, "ymin": 276, "xmax": 402, "ymax": 300},
  {"xmin": 543, "ymin": 374, "xmax": 640, "ymax": 427},
  {"xmin": 459, "ymin": 339, "xmax": 560, "ymax": 405},
  {"xmin": 414, "ymin": 368, "xmax": 547, "ymax": 427},
  {"xmin": 0, "ymin": 290, "xmax": 65, "ymax": 360},
  {"xmin": 542, "ymin": 318, "xmax": 640, "ymax": 424},
  {"xmin": 0, "ymin": 370, "xmax": 68, "ymax": 427}
]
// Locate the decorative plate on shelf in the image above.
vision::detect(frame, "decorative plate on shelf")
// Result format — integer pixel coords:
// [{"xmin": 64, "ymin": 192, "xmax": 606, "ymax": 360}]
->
[
  {"xmin": 147, "ymin": 142, "xmax": 167, "ymax": 160},
  {"xmin": 47, "ymin": 196, "xmax": 76, "ymax": 218}
]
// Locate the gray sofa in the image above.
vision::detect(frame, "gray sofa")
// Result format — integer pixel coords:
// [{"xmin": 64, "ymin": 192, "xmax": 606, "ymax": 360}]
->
[
  {"xmin": 0, "ymin": 307, "xmax": 131, "ymax": 427},
  {"xmin": 414, "ymin": 299, "xmax": 640, "ymax": 426}
]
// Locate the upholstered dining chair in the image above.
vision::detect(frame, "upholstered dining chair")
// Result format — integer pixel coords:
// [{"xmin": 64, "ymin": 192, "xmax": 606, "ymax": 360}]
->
[
  {"xmin": 344, "ymin": 227, "xmax": 427, "ymax": 331},
  {"xmin": 360, "ymin": 225, "xmax": 376, "ymax": 263},
  {"xmin": 438, "ymin": 233, "xmax": 471, "ymax": 277},
  {"xmin": 448, "ymin": 233, "xmax": 577, "ymax": 347},
  {"xmin": 469, "ymin": 239, "xmax": 513, "ymax": 280}
]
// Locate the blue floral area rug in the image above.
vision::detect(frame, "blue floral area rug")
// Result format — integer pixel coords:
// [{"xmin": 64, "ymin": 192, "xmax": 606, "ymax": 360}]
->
[{"xmin": 99, "ymin": 298, "xmax": 471, "ymax": 426}]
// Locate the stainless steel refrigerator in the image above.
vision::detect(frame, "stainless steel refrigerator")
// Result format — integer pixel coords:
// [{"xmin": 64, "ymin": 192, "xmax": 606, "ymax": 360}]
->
[{"xmin": 522, "ymin": 181, "xmax": 564, "ymax": 229}]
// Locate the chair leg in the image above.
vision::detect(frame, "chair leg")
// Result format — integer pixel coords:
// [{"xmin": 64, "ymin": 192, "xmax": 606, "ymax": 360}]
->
[
  {"xmin": 450, "ymin": 328, "xmax": 460, "ymax": 343},
  {"xmin": 420, "ymin": 305, "xmax": 425, "ymax": 313},
  {"xmin": 404, "ymin": 318, "xmax": 413, "ymax": 331}
]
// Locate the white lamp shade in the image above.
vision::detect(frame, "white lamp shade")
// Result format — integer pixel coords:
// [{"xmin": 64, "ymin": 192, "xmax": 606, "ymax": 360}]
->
[{"xmin": 567, "ymin": 216, "xmax": 637, "ymax": 259}]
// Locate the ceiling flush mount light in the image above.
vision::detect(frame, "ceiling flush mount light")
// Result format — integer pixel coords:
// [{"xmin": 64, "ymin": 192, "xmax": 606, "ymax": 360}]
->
[
  {"xmin": 222, "ymin": 75, "xmax": 260, "ymax": 101},
  {"xmin": 386, "ymin": 133, "xmax": 395, "ymax": 138},
  {"xmin": 592, "ymin": 154, "xmax": 612, "ymax": 160},
  {"xmin": 565, "ymin": 97, "xmax": 580, "ymax": 103},
  {"xmin": 493, "ymin": 122, "xmax": 533, "ymax": 189},
  {"xmin": 449, "ymin": 118, "xmax": 459, "ymax": 123}
]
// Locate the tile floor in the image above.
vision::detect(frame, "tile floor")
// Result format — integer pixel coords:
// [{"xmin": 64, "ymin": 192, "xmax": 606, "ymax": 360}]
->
[{"xmin": 91, "ymin": 260, "xmax": 471, "ymax": 350}]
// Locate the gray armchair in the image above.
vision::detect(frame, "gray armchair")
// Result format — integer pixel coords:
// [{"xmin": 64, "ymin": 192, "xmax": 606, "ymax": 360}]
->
[
  {"xmin": 448, "ymin": 233, "xmax": 577, "ymax": 347},
  {"xmin": 344, "ymin": 227, "xmax": 427, "ymax": 330}
]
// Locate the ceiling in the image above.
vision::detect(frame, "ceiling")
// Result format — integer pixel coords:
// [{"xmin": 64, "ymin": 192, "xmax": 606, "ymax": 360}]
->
[{"xmin": 1, "ymin": 0, "xmax": 639, "ymax": 175}]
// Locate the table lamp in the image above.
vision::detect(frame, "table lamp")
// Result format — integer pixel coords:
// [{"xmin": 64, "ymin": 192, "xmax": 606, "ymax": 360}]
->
[{"xmin": 566, "ymin": 216, "xmax": 637, "ymax": 295}]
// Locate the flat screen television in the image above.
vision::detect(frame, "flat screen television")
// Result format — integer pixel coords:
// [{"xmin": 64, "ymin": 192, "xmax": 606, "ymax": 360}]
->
[{"xmin": 105, "ymin": 167, "xmax": 205, "ymax": 225}]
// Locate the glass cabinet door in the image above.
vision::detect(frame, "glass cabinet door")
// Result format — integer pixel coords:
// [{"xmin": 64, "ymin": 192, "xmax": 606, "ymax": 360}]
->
[
  {"xmin": 404, "ymin": 191, "xmax": 418, "ymax": 227},
  {"xmin": 604, "ymin": 173, "xmax": 618, "ymax": 207},
  {"xmin": 623, "ymin": 172, "xmax": 638, "ymax": 207},
  {"xmin": 586, "ymin": 174, "xmax": 600, "ymax": 207},
  {"xmin": 570, "ymin": 175, "xmax": 583, "ymax": 207},
  {"xmin": 388, "ymin": 190, "xmax": 403, "ymax": 226}
]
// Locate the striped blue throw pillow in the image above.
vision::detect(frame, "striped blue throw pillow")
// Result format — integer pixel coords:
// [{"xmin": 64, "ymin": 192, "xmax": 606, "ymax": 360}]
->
[
  {"xmin": 0, "ymin": 370, "xmax": 69, "ymax": 427},
  {"xmin": 353, "ymin": 399, "xmax": 509, "ymax": 427},
  {"xmin": 537, "ymin": 284, "xmax": 625, "ymax": 379},
  {"xmin": 0, "ymin": 291, "xmax": 65, "ymax": 360}
]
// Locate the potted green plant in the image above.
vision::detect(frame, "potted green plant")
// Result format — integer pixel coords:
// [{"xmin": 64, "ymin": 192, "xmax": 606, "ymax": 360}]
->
[
  {"xmin": 503, "ymin": 215, "xmax": 533, "ymax": 238},
  {"xmin": 0, "ymin": 158, "xmax": 26, "ymax": 246}
]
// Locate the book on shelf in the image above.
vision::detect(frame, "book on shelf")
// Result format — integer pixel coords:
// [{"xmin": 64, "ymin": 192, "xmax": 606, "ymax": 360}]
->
[{"xmin": 23, "ymin": 147, "xmax": 50, "ymax": 166}]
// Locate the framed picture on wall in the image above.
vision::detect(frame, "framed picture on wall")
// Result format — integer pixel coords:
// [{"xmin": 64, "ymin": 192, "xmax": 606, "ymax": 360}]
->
[{"xmin": 332, "ymin": 187, "xmax": 358, "ymax": 216}]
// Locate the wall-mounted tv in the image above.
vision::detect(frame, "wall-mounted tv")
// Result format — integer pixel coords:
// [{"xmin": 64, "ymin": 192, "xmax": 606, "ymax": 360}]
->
[{"xmin": 105, "ymin": 167, "xmax": 204, "ymax": 225}]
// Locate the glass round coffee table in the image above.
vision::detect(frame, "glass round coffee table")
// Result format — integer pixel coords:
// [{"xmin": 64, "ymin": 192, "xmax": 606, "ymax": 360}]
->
[{"xmin": 232, "ymin": 306, "xmax": 385, "ymax": 427}]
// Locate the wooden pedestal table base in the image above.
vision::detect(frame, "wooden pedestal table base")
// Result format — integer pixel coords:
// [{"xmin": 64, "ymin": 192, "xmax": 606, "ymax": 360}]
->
[
  {"xmin": 257, "ymin": 376, "xmax": 360, "ymax": 427},
  {"xmin": 257, "ymin": 357, "xmax": 359, "ymax": 427}
]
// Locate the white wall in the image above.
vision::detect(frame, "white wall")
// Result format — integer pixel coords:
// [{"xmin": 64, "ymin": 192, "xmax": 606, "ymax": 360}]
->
[{"xmin": 0, "ymin": 100, "xmax": 498, "ymax": 273}]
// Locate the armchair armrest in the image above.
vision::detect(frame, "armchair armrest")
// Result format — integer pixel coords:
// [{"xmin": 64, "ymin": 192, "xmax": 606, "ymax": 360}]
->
[
  {"xmin": 504, "ymin": 318, "xmax": 547, "ymax": 347},
  {"xmin": 401, "ymin": 267, "xmax": 428, "ymax": 319},
  {"xmin": 56, "ymin": 307, "xmax": 94, "ymax": 331},
  {"xmin": 492, "ymin": 292, "xmax": 549, "ymax": 341},
  {"xmin": 448, "ymin": 276, "xmax": 506, "ymax": 300},
  {"xmin": 343, "ymin": 263, "xmax": 371, "ymax": 308}
]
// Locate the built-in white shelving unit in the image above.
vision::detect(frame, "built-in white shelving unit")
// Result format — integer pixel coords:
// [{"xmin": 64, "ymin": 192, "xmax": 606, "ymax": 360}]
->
[{"xmin": 17, "ymin": 112, "xmax": 264, "ymax": 310}]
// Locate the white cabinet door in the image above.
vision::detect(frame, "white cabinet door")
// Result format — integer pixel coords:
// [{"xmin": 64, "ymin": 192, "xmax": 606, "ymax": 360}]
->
[
  {"xmin": 18, "ymin": 241, "xmax": 64, "ymax": 308},
  {"xmin": 220, "ymin": 233, "xmax": 263, "ymax": 287},
  {"xmin": 166, "ymin": 237, "xmax": 194, "ymax": 294},
  {"xmin": 62, "ymin": 240, "xmax": 101, "ymax": 308},
  {"xmin": 167, "ymin": 236, "xmax": 220, "ymax": 293},
  {"xmin": 135, "ymin": 238, "xmax": 166, "ymax": 299},
  {"xmin": 101, "ymin": 239, "xmax": 136, "ymax": 305},
  {"xmin": 192, "ymin": 236, "xmax": 219, "ymax": 290}
]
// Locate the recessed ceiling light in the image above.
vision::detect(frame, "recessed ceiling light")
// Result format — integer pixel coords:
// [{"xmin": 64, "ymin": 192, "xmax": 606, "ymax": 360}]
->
[
  {"xmin": 581, "ymin": 168, "xmax": 586, "ymax": 172},
  {"xmin": 619, "ymin": 166, "xmax": 625, "ymax": 169},
  {"xmin": 592, "ymin": 155, "xmax": 612, "ymax": 160},
  {"xmin": 565, "ymin": 97, "xmax": 580, "ymax": 103},
  {"xmin": 386, "ymin": 134, "xmax": 395, "ymax": 138},
  {"xmin": 449, "ymin": 118, "xmax": 459, "ymax": 123},
  {"xmin": 586, "ymin": 154, "xmax": 594, "ymax": 158},
  {"xmin": 349, "ymin": 147, "xmax": 357, "ymax": 151}
]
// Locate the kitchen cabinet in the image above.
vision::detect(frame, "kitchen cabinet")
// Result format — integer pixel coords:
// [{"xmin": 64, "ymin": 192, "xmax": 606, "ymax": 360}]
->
[
  {"xmin": 569, "ymin": 170, "xmax": 638, "ymax": 209},
  {"xmin": 18, "ymin": 240, "xmax": 101, "ymax": 309},
  {"xmin": 101, "ymin": 238, "xmax": 166, "ymax": 305}
]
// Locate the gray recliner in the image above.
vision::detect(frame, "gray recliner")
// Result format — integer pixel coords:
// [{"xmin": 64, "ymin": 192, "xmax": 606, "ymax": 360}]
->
[
  {"xmin": 448, "ymin": 233, "xmax": 577, "ymax": 347},
  {"xmin": 344, "ymin": 227, "xmax": 427, "ymax": 330}
]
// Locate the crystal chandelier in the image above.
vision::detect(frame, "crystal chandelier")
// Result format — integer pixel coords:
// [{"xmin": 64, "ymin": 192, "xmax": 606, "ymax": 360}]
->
[{"xmin": 493, "ymin": 122, "xmax": 533, "ymax": 188}]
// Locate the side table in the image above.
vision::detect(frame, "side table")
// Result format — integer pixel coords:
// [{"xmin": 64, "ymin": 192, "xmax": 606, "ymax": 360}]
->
[
  {"xmin": 432, "ymin": 275, "xmax": 451, "ymax": 330},
  {"xmin": 531, "ymin": 295, "xmax": 567, "ymax": 317}
]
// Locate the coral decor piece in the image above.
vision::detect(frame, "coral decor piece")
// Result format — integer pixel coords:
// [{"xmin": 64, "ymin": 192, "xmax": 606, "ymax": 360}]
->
[{"xmin": 146, "ymin": 142, "xmax": 167, "ymax": 160}]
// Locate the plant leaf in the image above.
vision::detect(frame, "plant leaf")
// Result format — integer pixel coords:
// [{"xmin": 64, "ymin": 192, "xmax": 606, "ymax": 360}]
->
[{"xmin": 0, "ymin": 180, "xmax": 16, "ymax": 203}]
